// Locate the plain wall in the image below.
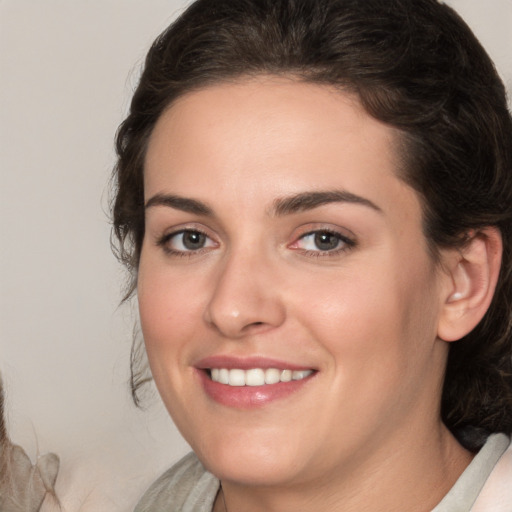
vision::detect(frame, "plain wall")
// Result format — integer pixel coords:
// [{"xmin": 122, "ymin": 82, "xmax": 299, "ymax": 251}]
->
[{"xmin": 1, "ymin": 1, "xmax": 511, "ymax": 510}]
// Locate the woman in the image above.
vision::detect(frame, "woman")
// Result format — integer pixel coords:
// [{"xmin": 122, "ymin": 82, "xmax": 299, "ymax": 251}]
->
[{"xmin": 111, "ymin": 0, "xmax": 512, "ymax": 510}]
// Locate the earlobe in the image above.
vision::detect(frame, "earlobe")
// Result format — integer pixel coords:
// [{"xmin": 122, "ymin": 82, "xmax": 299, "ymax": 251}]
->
[{"xmin": 437, "ymin": 227, "xmax": 502, "ymax": 342}]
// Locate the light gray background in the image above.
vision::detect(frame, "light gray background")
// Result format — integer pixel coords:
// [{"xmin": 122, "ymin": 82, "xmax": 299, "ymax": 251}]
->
[{"xmin": 1, "ymin": 1, "xmax": 511, "ymax": 510}]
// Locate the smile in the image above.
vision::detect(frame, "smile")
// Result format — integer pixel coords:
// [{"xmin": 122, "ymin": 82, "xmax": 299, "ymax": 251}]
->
[{"xmin": 209, "ymin": 368, "xmax": 314, "ymax": 386}]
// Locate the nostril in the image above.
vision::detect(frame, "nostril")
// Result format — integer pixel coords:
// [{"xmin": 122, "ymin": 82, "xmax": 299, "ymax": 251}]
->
[
  {"xmin": 240, "ymin": 321, "xmax": 267, "ymax": 334},
  {"xmin": 247, "ymin": 321, "xmax": 264, "ymax": 329}
]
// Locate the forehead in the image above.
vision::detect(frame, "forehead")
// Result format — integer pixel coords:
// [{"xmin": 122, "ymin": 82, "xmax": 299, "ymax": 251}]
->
[{"xmin": 144, "ymin": 77, "xmax": 417, "ymax": 222}]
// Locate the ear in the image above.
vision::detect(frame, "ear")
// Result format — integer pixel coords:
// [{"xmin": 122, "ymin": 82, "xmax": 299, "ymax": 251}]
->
[{"xmin": 437, "ymin": 227, "xmax": 502, "ymax": 342}]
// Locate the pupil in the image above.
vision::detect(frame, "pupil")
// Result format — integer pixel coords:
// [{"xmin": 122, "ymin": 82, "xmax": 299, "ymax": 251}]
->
[
  {"xmin": 314, "ymin": 232, "xmax": 339, "ymax": 251},
  {"xmin": 183, "ymin": 231, "xmax": 205, "ymax": 250}
]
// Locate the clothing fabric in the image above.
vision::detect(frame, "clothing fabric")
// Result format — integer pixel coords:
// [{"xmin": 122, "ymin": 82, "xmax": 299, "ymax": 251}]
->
[
  {"xmin": 134, "ymin": 433, "xmax": 512, "ymax": 512},
  {"xmin": 134, "ymin": 452, "xmax": 217, "ymax": 512},
  {"xmin": 432, "ymin": 433, "xmax": 511, "ymax": 511}
]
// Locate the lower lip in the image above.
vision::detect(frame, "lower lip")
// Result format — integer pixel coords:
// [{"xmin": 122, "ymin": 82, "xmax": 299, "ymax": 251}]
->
[{"xmin": 197, "ymin": 370, "xmax": 314, "ymax": 409}]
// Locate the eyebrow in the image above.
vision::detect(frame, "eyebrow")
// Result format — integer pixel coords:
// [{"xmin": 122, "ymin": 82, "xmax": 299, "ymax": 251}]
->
[
  {"xmin": 271, "ymin": 190, "xmax": 382, "ymax": 216},
  {"xmin": 145, "ymin": 193, "xmax": 213, "ymax": 216},
  {"xmin": 144, "ymin": 189, "xmax": 382, "ymax": 217}
]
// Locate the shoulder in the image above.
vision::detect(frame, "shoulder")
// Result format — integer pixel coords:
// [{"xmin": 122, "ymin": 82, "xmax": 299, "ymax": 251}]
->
[
  {"xmin": 472, "ymin": 435, "xmax": 512, "ymax": 511},
  {"xmin": 134, "ymin": 452, "xmax": 219, "ymax": 512}
]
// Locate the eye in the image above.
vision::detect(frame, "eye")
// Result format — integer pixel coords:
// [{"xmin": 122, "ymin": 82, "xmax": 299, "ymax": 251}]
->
[
  {"xmin": 157, "ymin": 229, "xmax": 216, "ymax": 255},
  {"xmin": 291, "ymin": 229, "xmax": 355, "ymax": 255}
]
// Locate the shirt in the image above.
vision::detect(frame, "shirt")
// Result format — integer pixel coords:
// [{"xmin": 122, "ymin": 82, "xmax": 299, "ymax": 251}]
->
[{"xmin": 135, "ymin": 433, "xmax": 512, "ymax": 512}]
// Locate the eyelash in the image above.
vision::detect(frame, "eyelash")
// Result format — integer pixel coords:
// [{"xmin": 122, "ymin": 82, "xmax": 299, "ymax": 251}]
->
[
  {"xmin": 155, "ymin": 228, "xmax": 356, "ymax": 258},
  {"xmin": 156, "ymin": 228, "xmax": 216, "ymax": 257},
  {"xmin": 291, "ymin": 229, "xmax": 356, "ymax": 258}
]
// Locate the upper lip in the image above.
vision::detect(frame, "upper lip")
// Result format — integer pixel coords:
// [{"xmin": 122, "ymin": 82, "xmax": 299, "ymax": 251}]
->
[{"xmin": 195, "ymin": 355, "xmax": 315, "ymax": 371}]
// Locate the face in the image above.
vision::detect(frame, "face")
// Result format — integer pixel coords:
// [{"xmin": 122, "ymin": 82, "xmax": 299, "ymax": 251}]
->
[{"xmin": 138, "ymin": 78, "xmax": 451, "ymax": 488}]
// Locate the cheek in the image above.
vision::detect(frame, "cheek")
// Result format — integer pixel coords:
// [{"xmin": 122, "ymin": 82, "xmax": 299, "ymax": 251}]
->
[
  {"xmin": 137, "ymin": 263, "xmax": 204, "ymax": 411},
  {"xmin": 137, "ymin": 255, "xmax": 202, "ymax": 363},
  {"xmin": 291, "ymin": 252, "xmax": 440, "ymax": 375},
  {"xmin": 291, "ymin": 259, "xmax": 443, "ymax": 439}
]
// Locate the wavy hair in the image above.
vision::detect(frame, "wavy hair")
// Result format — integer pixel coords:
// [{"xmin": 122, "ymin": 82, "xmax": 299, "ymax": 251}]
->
[{"xmin": 111, "ymin": 0, "xmax": 512, "ymax": 448}]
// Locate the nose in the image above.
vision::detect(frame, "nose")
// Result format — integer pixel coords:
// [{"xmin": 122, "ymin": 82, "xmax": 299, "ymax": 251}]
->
[{"xmin": 203, "ymin": 249, "xmax": 286, "ymax": 339}]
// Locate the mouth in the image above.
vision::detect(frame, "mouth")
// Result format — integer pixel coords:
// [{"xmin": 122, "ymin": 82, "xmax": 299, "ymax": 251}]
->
[
  {"xmin": 195, "ymin": 356, "xmax": 317, "ymax": 407},
  {"xmin": 208, "ymin": 368, "xmax": 314, "ymax": 387}
]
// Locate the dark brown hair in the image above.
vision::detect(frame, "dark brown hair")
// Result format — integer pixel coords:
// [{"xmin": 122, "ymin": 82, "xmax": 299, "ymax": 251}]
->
[{"xmin": 112, "ymin": 0, "xmax": 512, "ymax": 448}]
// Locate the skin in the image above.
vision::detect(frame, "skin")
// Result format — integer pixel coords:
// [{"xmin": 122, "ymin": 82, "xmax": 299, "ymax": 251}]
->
[{"xmin": 138, "ymin": 77, "xmax": 473, "ymax": 512}]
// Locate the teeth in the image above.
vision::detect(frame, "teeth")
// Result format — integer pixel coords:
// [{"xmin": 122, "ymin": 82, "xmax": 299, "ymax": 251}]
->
[
  {"xmin": 229, "ymin": 369, "xmax": 245, "ymax": 386},
  {"xmin": 292, "ymin": 370, "xmax": 312, "ymax": 380},
  {"xmin": 246, "ymin": 368, "xmax": 265, "ymax": 386},
  {"xmin": 210, "ymin": 368, "xmax": 313, "ymax": 386},
  {"xmin": 265, "ymin": 368, "xmax": 281, "ymax": 384},
  {"xmin": 219, "ymin": 368, "xmax": 229, "ymax": 385},
  {"xmin": 280, "ymin": 369, "xmax": 292, "ymax": 382}
]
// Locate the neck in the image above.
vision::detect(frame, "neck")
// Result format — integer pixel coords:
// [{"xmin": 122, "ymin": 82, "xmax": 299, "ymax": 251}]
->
[{"xmin": 215, "ymin": 422, "xmax": 472, "ymax": 512}]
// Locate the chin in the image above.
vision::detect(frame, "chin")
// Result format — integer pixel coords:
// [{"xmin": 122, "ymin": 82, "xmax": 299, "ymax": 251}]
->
[
  {"xmin": 204, "ymin": 453, "xmax": 304, "ymax": 487},
  {"xmin": 189, "ymin": 425, "xmax": 311, "ymax": 486}
]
